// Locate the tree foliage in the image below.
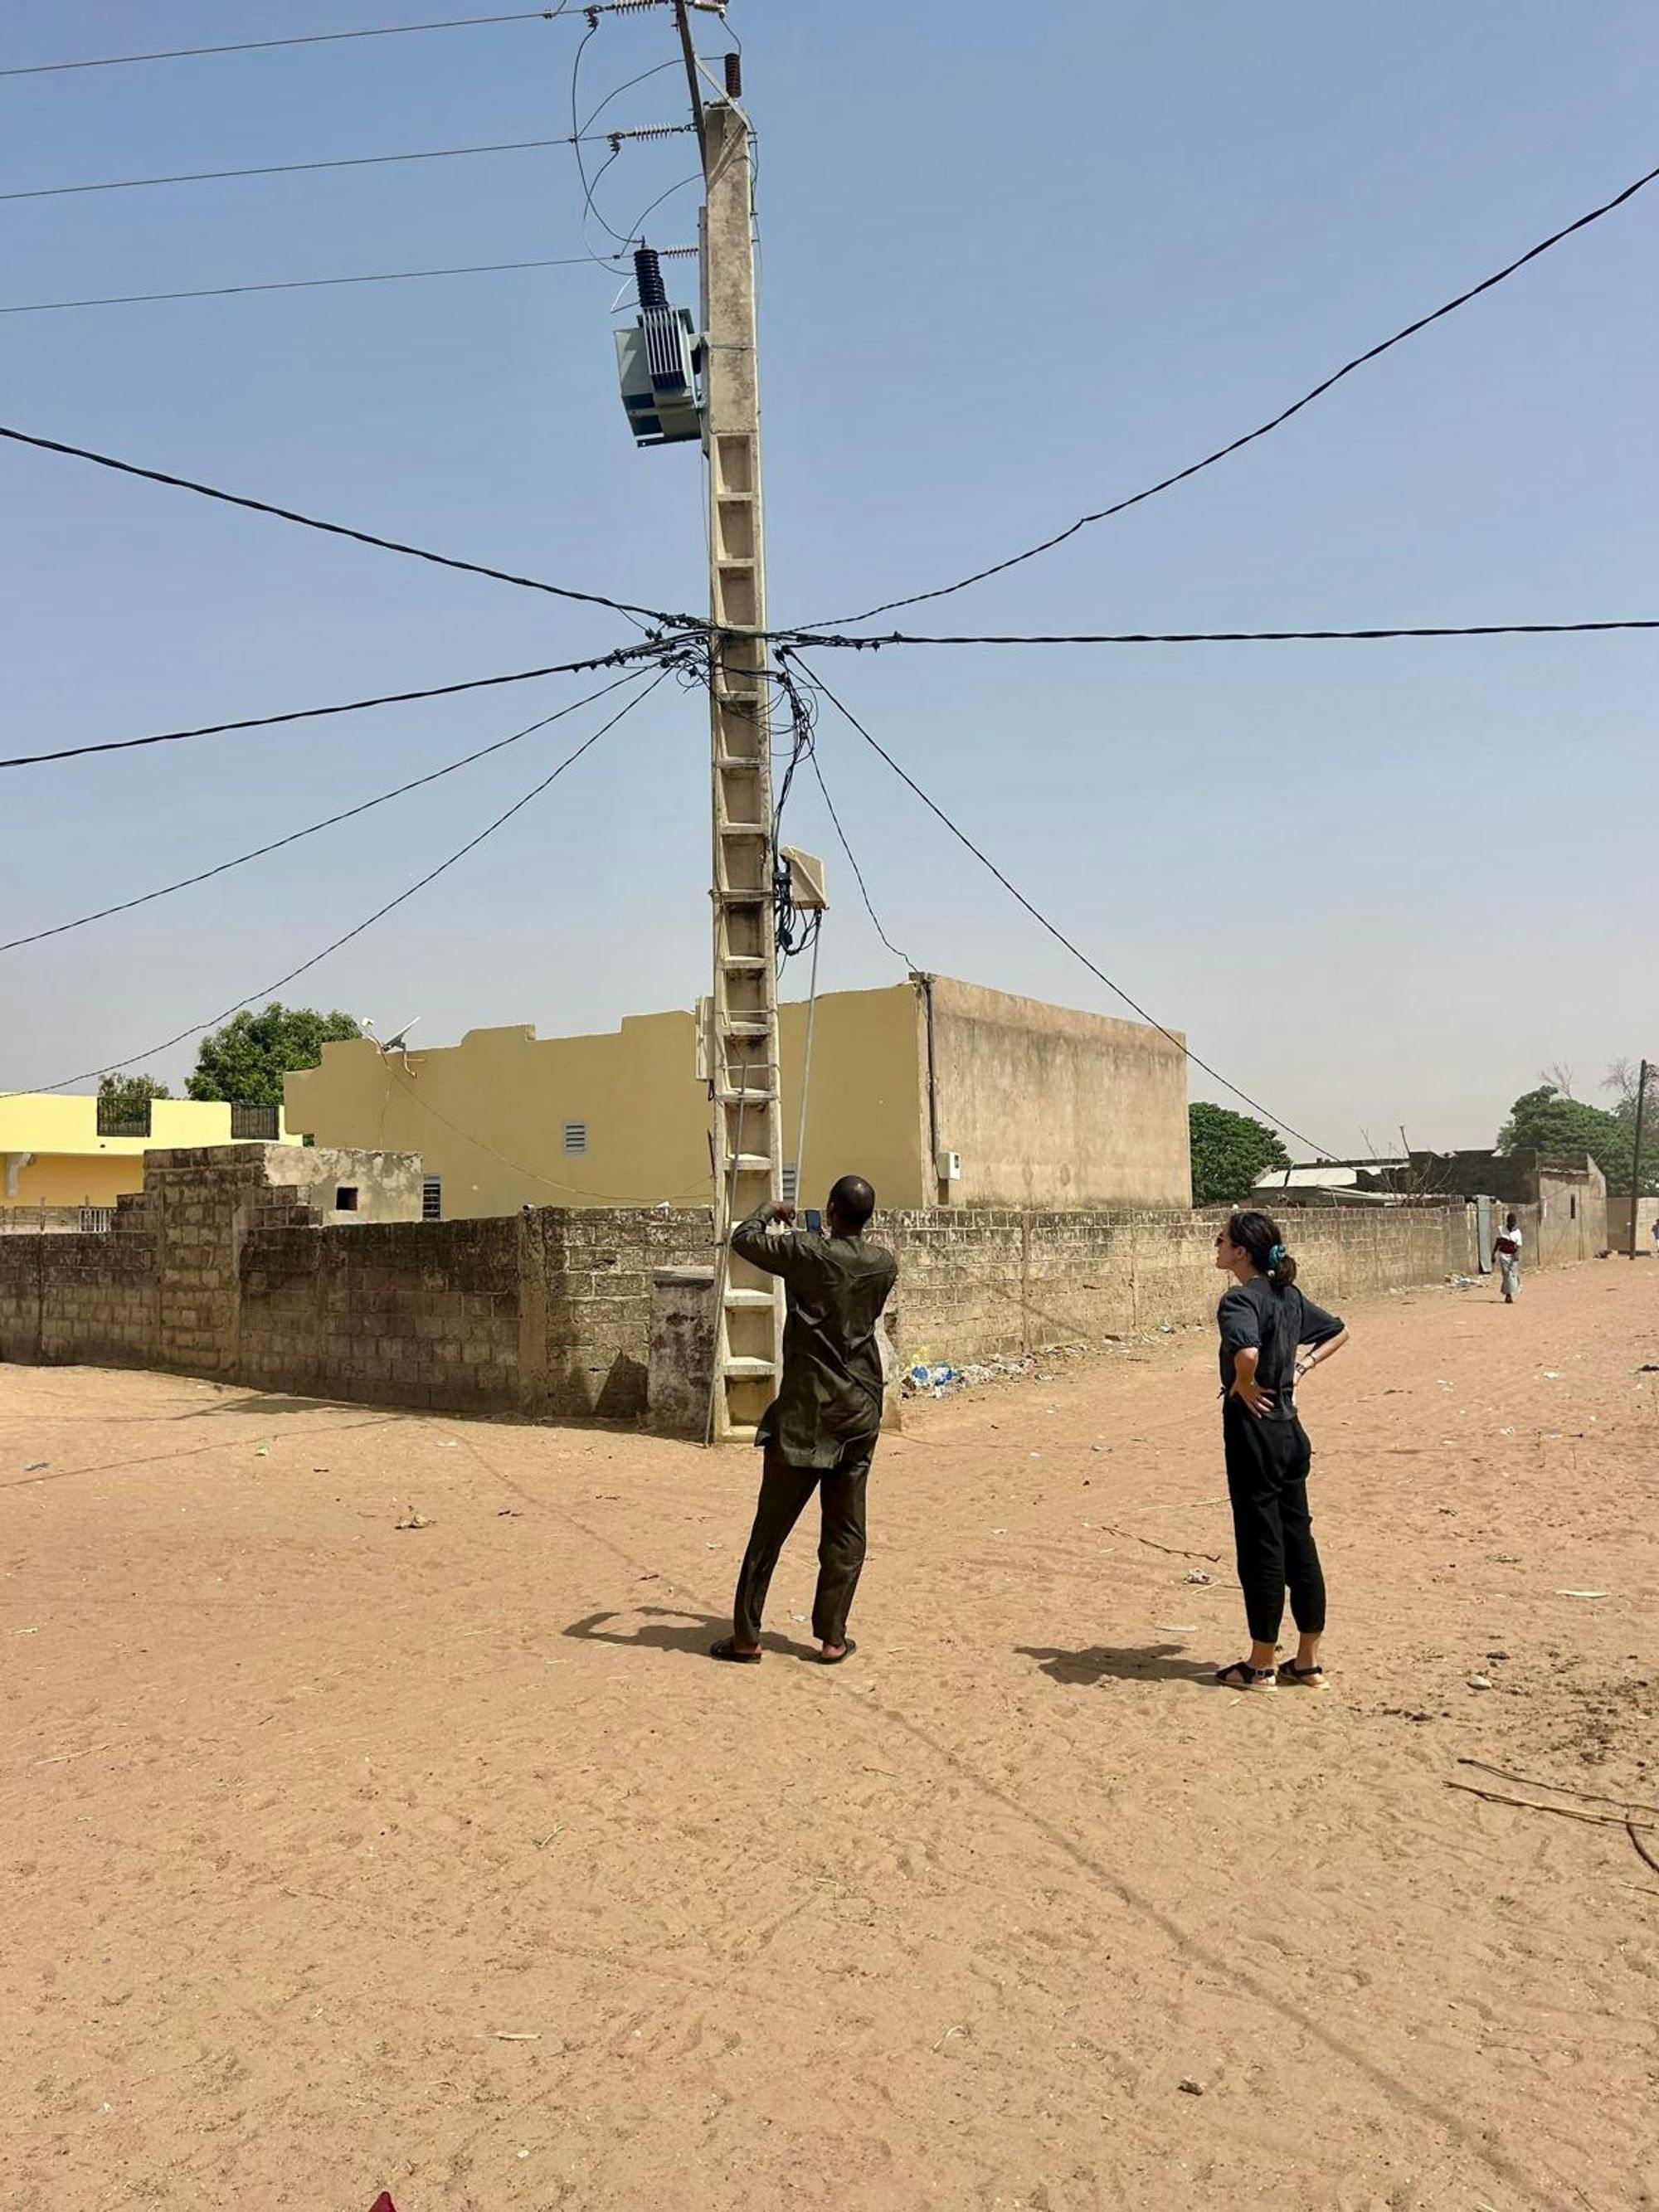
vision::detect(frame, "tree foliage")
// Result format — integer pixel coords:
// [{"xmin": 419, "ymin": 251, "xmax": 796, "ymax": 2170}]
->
[
  {"xmin": 1496, "ymin": 1083, "xmax": 1655, "ymax": 1195},
  {"xmin": 187, "ymin": 1004, "xmax": 360, "ymax": 1107},
  {"xmin": 96, "ymin": 1072, "xmax": 170, "ymax": 1121},
  {"xmin": 1189, "ymin": 1102, "xmax": 1291, "ymax": 1207}
]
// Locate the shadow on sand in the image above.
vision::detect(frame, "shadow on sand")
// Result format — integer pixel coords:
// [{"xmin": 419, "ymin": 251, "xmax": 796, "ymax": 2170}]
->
[
  {"xmin": 1016, "ymin": 1640, "xmax": 1220, "ymax": 1688},
  {"xmin": 563, "ymin": 1606, "xmax": 820, "ymax": 1663}
]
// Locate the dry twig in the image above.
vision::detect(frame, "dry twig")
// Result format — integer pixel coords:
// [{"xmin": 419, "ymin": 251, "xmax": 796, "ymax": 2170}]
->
[
  {"xmin": 1098, "ymin": 1524, "xmax": 1221, "ymax": 1563},
  {"xmin": 1446, "ymin": 1780, "xmax": 1657, "ymax": 1832},
  {"xmin": 1457, "ymin": 1758, "xmax": 1659, "ymax": 1819},
  {"xmin": 1628, "ymin": 1821, "xmax": 1659, "ymax": 1877}
]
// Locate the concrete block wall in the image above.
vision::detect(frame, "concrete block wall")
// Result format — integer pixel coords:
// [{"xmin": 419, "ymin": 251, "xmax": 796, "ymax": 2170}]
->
[
  {"xmin": 0, "ymin": 1144, "xmax": 1559, "ymax": 1422},
  {"xmin": 239, "ymin": 1215, "xmax": 523, "ymax": 1412},
  {"xmin": 886, "ymin": 1201, "xmax": 1481, "ymax": 1365}
]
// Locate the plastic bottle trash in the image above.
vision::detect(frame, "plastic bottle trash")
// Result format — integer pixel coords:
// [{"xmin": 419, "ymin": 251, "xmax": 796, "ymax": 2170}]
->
[{"xmin": 906, "ymin": 1360, "xmax": 962, "ymax": 1398}]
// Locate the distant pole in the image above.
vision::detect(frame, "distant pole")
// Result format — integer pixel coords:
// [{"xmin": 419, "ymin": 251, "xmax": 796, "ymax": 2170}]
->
[{"xmin": 1629, "ymin": 1057, "xmax": 1650, "ymax": 1260}]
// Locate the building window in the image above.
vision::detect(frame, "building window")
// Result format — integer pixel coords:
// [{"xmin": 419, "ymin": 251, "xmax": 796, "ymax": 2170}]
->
[
  {"xmin": 1570, "ymin": 1194, "xmax": 1577, "ymax": 1219},
  {"xmin": 95, "ymin": 1099, "xmax": 152, "ymax": 1138},
  {"xmin": 781, "ymin": 1161, "xmax": 799, "ymax": 1203},
  {"xmin": 78, "ymin": 1207, "xmax": 114, "ymax": 1234},
  {"xmin": 422, "ymin": 1175, "xmax": 443, "ymax": 1221},
  {"xmin": 334, "ymin": 1185, "xmax": 359, "ymax": 1213},
  {"xmin": 231, "ymin": 1103, "xmax": 280, "ymax": 1140},
  {"xmin": 563, "ymin": 1122, "xmax": 587, "ymax": 1155}
]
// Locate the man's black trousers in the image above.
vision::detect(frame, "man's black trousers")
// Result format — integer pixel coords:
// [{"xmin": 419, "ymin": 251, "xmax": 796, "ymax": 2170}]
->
[{"xmin": 732, "ymin": 1437, "xmax": 873, "ymax": 1648}]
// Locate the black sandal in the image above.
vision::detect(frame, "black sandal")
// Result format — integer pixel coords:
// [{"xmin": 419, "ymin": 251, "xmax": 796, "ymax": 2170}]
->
[
  {"xmin": 816, "ymin": 1639, "xmax": 857, "ymax": 1665},
  {"xmin": 1279, "ymin": 1658, "xmax": 1327, "ymax": 1688},
  {"xmin": 709, "ymin": 1636, "xmax": 761, "ymax": 1665},
  {"xmin": 1214, "ymin": 1660, "xmax": 1277, "ymax": 1689}
]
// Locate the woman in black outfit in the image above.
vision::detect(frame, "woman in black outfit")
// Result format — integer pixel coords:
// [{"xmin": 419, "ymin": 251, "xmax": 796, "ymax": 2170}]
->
[{"xmin": 1213, "ymin": 1210, "xmax": 1349, "ymax": 1690}]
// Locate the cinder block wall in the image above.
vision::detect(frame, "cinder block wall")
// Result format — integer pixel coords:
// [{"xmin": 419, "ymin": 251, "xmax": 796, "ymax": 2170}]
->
[
  {"xmin": 0, "ymin": 1146, "xmax": 1512, "ymax": 1417},
  {"xmin": 886, "ymin": 1202, "xmax": 1481, "ymax": 1363}
]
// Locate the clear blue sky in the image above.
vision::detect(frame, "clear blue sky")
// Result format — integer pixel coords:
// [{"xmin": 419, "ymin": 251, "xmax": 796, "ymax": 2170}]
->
[{"xmin": 3, "ymin": 0, "xmax": 1654, "ymax": 1153}]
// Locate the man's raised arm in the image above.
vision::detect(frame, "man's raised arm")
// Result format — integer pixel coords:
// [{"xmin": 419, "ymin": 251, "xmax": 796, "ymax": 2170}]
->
[{"xmin": 731, "ymin": 1200, "xmax": 800, "ymax": 1280}]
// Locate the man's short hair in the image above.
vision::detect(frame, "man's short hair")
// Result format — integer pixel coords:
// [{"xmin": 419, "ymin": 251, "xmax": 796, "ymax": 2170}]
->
[{"xmin": 829, "ymin": 1174, "xmax": 876, "ymax": 1232}]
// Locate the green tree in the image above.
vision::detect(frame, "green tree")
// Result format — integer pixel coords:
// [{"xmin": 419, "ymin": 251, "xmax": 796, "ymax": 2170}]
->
[
  {"xmin": 1496, "ymin": 1083, "xmax": 1652, "ymax": 1194},
  {"xmin": 1189, "ymin": 1102, "xmax": 1291, "ymax": 1207},
  {"xmin": 96, "ymin": 1072, "xmax": 171, "ymax": 1122},
  {"xmin": 187, "ymin": 1004, "xmax": 360, "ymax": 1107}
]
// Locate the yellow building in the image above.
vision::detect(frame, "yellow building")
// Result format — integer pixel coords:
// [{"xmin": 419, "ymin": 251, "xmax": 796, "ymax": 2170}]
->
[
  {"xmin": 0, "ymin": 1094, "xmax": 299, "ymax": 1223},
  {"xmin": 284, "ymin": 975, "xmax": 1192, "ymax": 1220}
]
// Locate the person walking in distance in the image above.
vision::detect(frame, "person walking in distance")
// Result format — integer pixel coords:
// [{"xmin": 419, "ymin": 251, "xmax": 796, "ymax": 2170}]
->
[
  {"xmin": 710, "ymin": 1175, "xmax": 898, "ymax": 1666},
  {"xmin": 1494, "ymin": 1212, "xmax": 1523, "ymax": 1303},
  {"xmin": 1213, "ymin": 1211, "xmax": 1349, "ymax": 1689}
]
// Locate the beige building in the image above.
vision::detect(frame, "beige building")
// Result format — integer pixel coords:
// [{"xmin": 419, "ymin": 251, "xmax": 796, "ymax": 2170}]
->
[{"xmin": 285, "ymin": 975, "xmax": 1191, "ymax": 1219}]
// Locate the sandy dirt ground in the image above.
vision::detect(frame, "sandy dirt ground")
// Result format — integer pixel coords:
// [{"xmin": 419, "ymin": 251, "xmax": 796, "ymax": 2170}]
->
[{"xmin": 2, "ymin": 1261, "xmax": 1657, "ymax": 2212}]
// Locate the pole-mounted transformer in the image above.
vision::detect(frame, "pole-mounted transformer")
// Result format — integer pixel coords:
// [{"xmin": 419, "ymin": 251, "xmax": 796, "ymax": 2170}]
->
[{"xmin": 615, "ymin": 246, "xmax": 703, "ymax": 445}]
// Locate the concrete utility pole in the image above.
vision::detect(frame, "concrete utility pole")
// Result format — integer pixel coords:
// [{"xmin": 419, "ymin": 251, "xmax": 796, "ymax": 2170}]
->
[
  {"xmin": 698, "ymin": 69, "xmax": 785, "ymax": 1440},
  {"xmin": 1628, "ymin": 1057, "xmax": 1650, "ymax": 1261}
]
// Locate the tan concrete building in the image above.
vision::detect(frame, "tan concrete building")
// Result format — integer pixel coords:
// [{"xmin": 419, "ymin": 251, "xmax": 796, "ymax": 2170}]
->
[{"xmin": 284, "ymin": 975, "xmax": 1191, "ymax": 1220}]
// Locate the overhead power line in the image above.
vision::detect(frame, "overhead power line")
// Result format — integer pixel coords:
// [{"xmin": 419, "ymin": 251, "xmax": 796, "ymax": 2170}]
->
[
  {"xmin": 811, "ymin": 153, "xmax": 1659, "ymax": 629},
  {"xmin": 780, "ymin": 617, "xmax": 1659, "ymax": 649},
  {"xmin": 0, "ymin": 643, "xmax": 680, "ymax": 771},
  {"xmin": 806, "ymin": 749, "xmax": 913, "ymax": 970},
  {"xmin": 0, "ymin": 124, "xmax": 694, "ymax": 205},
  {"xmin": 0, "ymin": 665, "xmax": 665, "ymax": 954},
  {"xmin": 0, "ymin": 8, "xmax": 680, "ymax": 80},
  {"xmin": 0, "ymin": 254, "xmax": 630, "ymax": 318},
  {"xmin": 0, "ymin": 421, "xmax": 698, "ymax": 630},
  {"xmin": 791, "ymin": 653, "xmax": 1343, "ymax": 1158},
  {"xmin": 7, "ymin": 670, "xmax": 672, "ymax": 1098}
]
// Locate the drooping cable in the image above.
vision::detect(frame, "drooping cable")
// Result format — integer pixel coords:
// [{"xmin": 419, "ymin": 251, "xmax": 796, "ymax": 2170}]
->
[
  {"xmin": 805, "ymin": 749, "xmax": 914, "ymax": 970},
  {"xmin": 0, "ymin": 124, "xmax": 693, "ymax": 205},
  {"xmin": 0, "ymin": 253, "xmax": 630, "ymax": 318},
  {"xmin": 769, "ymin": 659, "xmax": 823, "ymax": 970},
  {"xmin": 791, "ymin": 652, "xmax": 1343, "ymax": 1158},
  {"xmin": 0, "ymin": 641, "xmax": 684, "ymax": 770},
  {"xmin": 5, "ymin": 669, "xmax": 672, "ymax": 1097},
  {"xmin": 0, "ymin": 421, "xmax": 698, "ymax": 629},
  {"xmin": 0, "ymin": 7, "xmax": 667, "ymax": 80},
  {"xmin": 777, "ymin": 617, "xmax": 1659, "ymax": 649},
  {"xmin": 808, "ymin": 154, "xmax": 1659, "ymax": 628},
  {"xmin": 0, "ymin": 664, "xmax": 666, "ymax": 953}
]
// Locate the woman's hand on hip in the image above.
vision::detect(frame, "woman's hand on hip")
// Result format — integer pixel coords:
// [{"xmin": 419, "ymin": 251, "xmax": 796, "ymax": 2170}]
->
[{"xmin": 1230, "ymin": 1374, "xmax": 1275, "ymax": 1420}]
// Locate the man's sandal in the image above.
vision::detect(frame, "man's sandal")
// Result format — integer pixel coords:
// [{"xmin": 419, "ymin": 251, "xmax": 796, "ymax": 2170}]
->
[
  {"xmin": 1214, "ymin": 1660, "xmax": 1277, "ymax": 1689},
  {"xmin": 1279, "ymin": 1658, "xmax": 1328, "ymax": 1689},
  {"xmin": 816, "ymin": 1639, "xmax": 857, "ymax": 1665},
  {"xmin": 709, "ymin": 1637, "xmax": 761, "ymax": 1665}
]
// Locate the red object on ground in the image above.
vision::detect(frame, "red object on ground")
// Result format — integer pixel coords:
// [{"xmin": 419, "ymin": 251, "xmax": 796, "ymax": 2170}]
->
[{"xmin": 367, "ymin": 2196, "xmax": 398, "ymax": 2212}]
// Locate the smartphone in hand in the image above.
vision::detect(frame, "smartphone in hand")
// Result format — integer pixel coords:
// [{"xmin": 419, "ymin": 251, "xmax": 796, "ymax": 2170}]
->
[{"xmin": 804, "ymin": 1208, "xmax": 823, "ymax": 1235}]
